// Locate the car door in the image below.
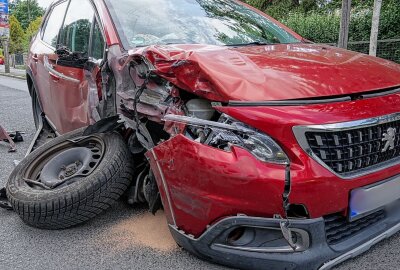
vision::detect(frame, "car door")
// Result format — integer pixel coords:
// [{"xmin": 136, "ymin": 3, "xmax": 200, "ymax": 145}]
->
[
  {"xmin": 46, "ymin": 0, "xmax": 103, "ymax": 134},
  {"xmin": 33, "ymin": 0, "xmax": 69, "ymax": 127}
]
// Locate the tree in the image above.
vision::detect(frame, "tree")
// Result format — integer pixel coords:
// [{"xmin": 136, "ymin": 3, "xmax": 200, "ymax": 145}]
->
[
  {"xmin": 8, "ymin": 0, "xmax": 21, "ymax": 15},
  {"xmin": 338, "ymin": 0, "xmax": 352, "ymax": 49},
  {"xmin": 11, "ymin": 0, "xmax": 44, "ymax": 29},
  {"xmin": 24, "ymin": 16, "xmax": 42, "ymax": 51},
  {"xmin": 369, "ymin": 0, "xmax": 382, "ymax": 56},
  {"xmin": 9, "ymin": 15, "xmax": 25, "ymax": 54}
]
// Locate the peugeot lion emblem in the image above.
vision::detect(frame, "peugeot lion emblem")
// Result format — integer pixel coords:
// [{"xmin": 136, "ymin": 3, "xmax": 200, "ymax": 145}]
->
[{"xmin": 382, "ymin": 127, "xmax": 396, "ymax": 152}]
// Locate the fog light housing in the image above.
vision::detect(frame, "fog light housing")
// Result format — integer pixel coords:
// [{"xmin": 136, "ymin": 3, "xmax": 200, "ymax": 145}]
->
[{"xmin": 213, "ymin": 226, "xmax": 310, "ymax": 253}]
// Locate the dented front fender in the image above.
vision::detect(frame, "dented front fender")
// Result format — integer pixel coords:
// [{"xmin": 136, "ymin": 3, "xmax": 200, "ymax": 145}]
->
[{"xmin": 146, "ymin": 134, "xmax": 286, "ymax": 237}]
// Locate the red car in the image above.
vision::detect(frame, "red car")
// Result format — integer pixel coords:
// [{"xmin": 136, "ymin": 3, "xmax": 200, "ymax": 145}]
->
[
  {"xmin": 6, "ymin": 0, "xmax": 400, "ymax": 269},
  {"xmin": 0, "ymin": 56, "xmax": 4, "ymax": 65}
]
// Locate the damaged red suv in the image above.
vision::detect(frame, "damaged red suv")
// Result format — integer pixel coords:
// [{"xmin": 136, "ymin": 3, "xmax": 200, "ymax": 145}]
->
[{"xmin": 7, "ymin": 0, "xmax": 400, "ymax": 269}]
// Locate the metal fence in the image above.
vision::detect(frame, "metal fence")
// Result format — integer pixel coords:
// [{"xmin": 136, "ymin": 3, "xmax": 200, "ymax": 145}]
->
[
  {"xmin": 324, "ymin": 39, "xmax": 400, "ymax": 64},
  {"xmin": 7, "ymin": 53, "xmax": 27, "ymax": 67}
]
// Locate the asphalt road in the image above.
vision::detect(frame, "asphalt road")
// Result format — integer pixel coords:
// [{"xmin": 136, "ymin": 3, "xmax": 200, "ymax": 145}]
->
[{"xmin": 0, "ymin": 76, "xmax": 399, "ymax": 270}]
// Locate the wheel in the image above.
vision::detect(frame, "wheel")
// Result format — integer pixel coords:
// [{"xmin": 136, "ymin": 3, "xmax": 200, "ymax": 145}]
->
[
  {"xmin": 6, "ymin": 128, "xmax": 134, "ymax": 229},
  {"xmin": 31, "ymin": 87, "xmax": 42, "ymax": 129}
]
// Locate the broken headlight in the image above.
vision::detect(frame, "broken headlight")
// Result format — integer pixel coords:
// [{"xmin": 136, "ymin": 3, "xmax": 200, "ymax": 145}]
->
[{"xmin": 187, "ymin": 114, "xmax": 289, "ymax": 164}]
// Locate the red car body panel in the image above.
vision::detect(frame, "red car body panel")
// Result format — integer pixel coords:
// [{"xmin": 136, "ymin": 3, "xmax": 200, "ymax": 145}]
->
[
  {"xmin": 29, "ymin": 41, "xmax": 55, "ymax": 121},
  {"xmin": 147, "ymin": 137, "xmax": 287, "ymax": 236},
  {"xmin": 217, "ymin": 94, "xmax": 400, "ymax": 214},
  {"xmin": 146, "ymin": 93, "xmax": 400, "ymax": 237},
  {"xmin": 31, "ymin": 41, "xmax": 90, "ymax": 134},
  {"xmin": 28, "ymin": 0, "xmax": 400, "ymax": 224},
  {"xmin": 48, "ymin": 59, "xmax": 89, "ymax": 134},
  {"xmin": 26, "ymin": 1, "xmax": 400, "ymax": 267},
  {"xmin": 130, "ymin": 44, "xmax": 400, "ymax": 102},
  {"xmin": 93, "ymin": 0, "xmax": 119, "ymax": 46},
  {"xmin": 27, "ymin": 0, "xmax": 119, "ymax": 135}
]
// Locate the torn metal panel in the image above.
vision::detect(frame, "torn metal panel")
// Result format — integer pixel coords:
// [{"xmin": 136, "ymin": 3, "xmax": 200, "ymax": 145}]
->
[
  {"xmin": 84, "ymin": 60, "xmax": 103, "ymax": 124},
  {"xmin": 107, "ymin": 45, "xmax": 136, "ymax": 98},
  {"xmin": 107, "ymin": 45, "xmax": 185, "ymax": 135},
  {"xmin": 118, "ymin": 90, "xmax": 169, "ymax": 123},
  {"xmin": 124, "ymin": 46, "xmax": 225, "ymax": 101}
]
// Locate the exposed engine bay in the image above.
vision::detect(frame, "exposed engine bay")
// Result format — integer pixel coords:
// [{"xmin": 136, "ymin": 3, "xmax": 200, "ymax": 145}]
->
[{"xmin": 89, "ymin": 45, "xmax": 290, "ymax": 217}]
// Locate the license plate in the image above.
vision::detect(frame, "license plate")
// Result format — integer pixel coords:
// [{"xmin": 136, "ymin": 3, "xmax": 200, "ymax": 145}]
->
[{"xmin": 349, "ymin": 175, "xmax": 400, "ymax": 221}]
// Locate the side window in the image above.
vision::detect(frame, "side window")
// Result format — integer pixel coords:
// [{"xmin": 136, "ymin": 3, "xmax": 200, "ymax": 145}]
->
[
  {"xmin": 59, "ymin": 0, "xmax": 95, "ymax": 53},
  {"xmin": 42, "ymin": 1, "xmax": 69, "ymax": 47},
  {"xmin": 90, "ymin": 20, "xmax": 105, "ymax": 59}
]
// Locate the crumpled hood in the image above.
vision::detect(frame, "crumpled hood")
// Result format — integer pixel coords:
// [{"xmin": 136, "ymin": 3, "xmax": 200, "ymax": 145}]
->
[{"xmin": 131, "ymin": 43, "xmax": 400, "ymax": 101}]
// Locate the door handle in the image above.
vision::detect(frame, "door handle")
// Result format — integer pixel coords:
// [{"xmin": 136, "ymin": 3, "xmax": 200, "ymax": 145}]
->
[
  {"xmin": 44, "ymin": 56, "xmax": 80, "ymax": 84},
  {"xmin": 49, "ymin": 71, "xmax": 60, "ymax": 82}
]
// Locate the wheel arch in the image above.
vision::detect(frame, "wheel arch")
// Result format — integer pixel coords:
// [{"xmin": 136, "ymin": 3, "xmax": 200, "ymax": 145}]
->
[{"xmin": 26, "ymin": 68, "xmax": 44, "ymax": 113}]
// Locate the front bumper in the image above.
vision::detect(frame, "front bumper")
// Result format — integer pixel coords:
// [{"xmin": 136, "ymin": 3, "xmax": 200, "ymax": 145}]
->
[{"xmin": 169, "ymin": 203, "xmax": 400, "ymax": 270}]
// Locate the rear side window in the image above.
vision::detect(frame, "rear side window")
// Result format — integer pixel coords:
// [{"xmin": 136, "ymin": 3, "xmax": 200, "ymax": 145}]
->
[
  {"xmin": 42, "ymin": 1, "xmax": 69, "ymax": 47},
  {"xmin": 90, "ymin": 20, "xmax": 105, "ymax": 59},
  {"xmin": 59, "ymin": 0, "xmax": 95, "ymax": 53}
]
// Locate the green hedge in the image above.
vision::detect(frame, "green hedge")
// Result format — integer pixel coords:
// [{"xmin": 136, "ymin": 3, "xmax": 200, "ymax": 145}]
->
[
  {"xmin": 282, "ymin": 12, "xmax": 340, "ymax": 43},
  {"xmin": 349, "ymin": 1, "xmax": 400, "ymax": 41},
  {"xmin": 245, "ymin": 0, "xmax": 400, "ymax": 43}
]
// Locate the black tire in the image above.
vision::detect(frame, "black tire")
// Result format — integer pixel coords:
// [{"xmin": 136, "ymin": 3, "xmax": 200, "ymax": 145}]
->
[{"xmin": 6, "ymin": 128, "xmax": 134, "ymax": 229}]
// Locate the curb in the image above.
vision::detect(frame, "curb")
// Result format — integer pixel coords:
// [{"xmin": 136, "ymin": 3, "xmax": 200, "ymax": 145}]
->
[{"xmin": 0, "ymin": 72, "xmax": 26, "ymax": 80}]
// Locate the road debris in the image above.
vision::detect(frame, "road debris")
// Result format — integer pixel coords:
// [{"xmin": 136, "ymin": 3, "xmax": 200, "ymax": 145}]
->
[{"xmin": 0, "ymin": 188, "xmax": 12, "ymax": 210}]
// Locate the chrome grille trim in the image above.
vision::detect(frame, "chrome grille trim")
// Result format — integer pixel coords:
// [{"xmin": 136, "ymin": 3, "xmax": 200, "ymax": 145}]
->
[{"xmin": 293, "ymin": 112, "xmax": 400, "ymax": 179}]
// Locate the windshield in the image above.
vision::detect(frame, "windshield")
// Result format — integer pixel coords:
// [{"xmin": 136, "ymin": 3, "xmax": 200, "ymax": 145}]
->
[{"xmin": 105, "ymin": 0, "xmax": 300, "ymax": 48}]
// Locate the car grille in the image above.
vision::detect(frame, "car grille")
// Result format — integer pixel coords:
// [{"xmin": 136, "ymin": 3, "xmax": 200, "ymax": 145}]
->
[
  {"xmin": 305, "ymin": 120, "xmax": 400, "ymax": 176},
  {"xmin": 324, "ymin": 210, "xmax": 386, "ymax": 245}
]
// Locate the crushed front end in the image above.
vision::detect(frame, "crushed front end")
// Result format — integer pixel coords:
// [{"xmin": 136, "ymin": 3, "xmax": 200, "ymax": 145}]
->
[
  {"xmin": 105, "ymin": 44, "xmax": 400, "ymax": 270},
  {"xmin": 147, "ymin": 96, "xmax": 400, "ymax": 270}
]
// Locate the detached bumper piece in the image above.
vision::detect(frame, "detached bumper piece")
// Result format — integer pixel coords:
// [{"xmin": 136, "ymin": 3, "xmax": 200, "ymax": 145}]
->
[
  {"xmin": 25, "ymin": 117, "xmax": 56, "ymax": 157},
  {"xmin": 170, "ymin": 203, "xmax": 400, "ymax": 270}
]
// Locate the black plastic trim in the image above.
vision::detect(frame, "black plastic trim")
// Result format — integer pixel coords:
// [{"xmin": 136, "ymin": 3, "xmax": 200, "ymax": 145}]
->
[
  {"xmin": 169, "ymin": 205, "xmax": 400, "ymax": 270},
  {"xmin": 26, "ymin": 68, "xmax": 44, "ymax": 113},
  {"xmin": 227, "ymin": 87, "xmax": 400, "ymax": 107},
  {"xmin": 228, "ymin": 97, "xmax": 351, "ymax": 107}
]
